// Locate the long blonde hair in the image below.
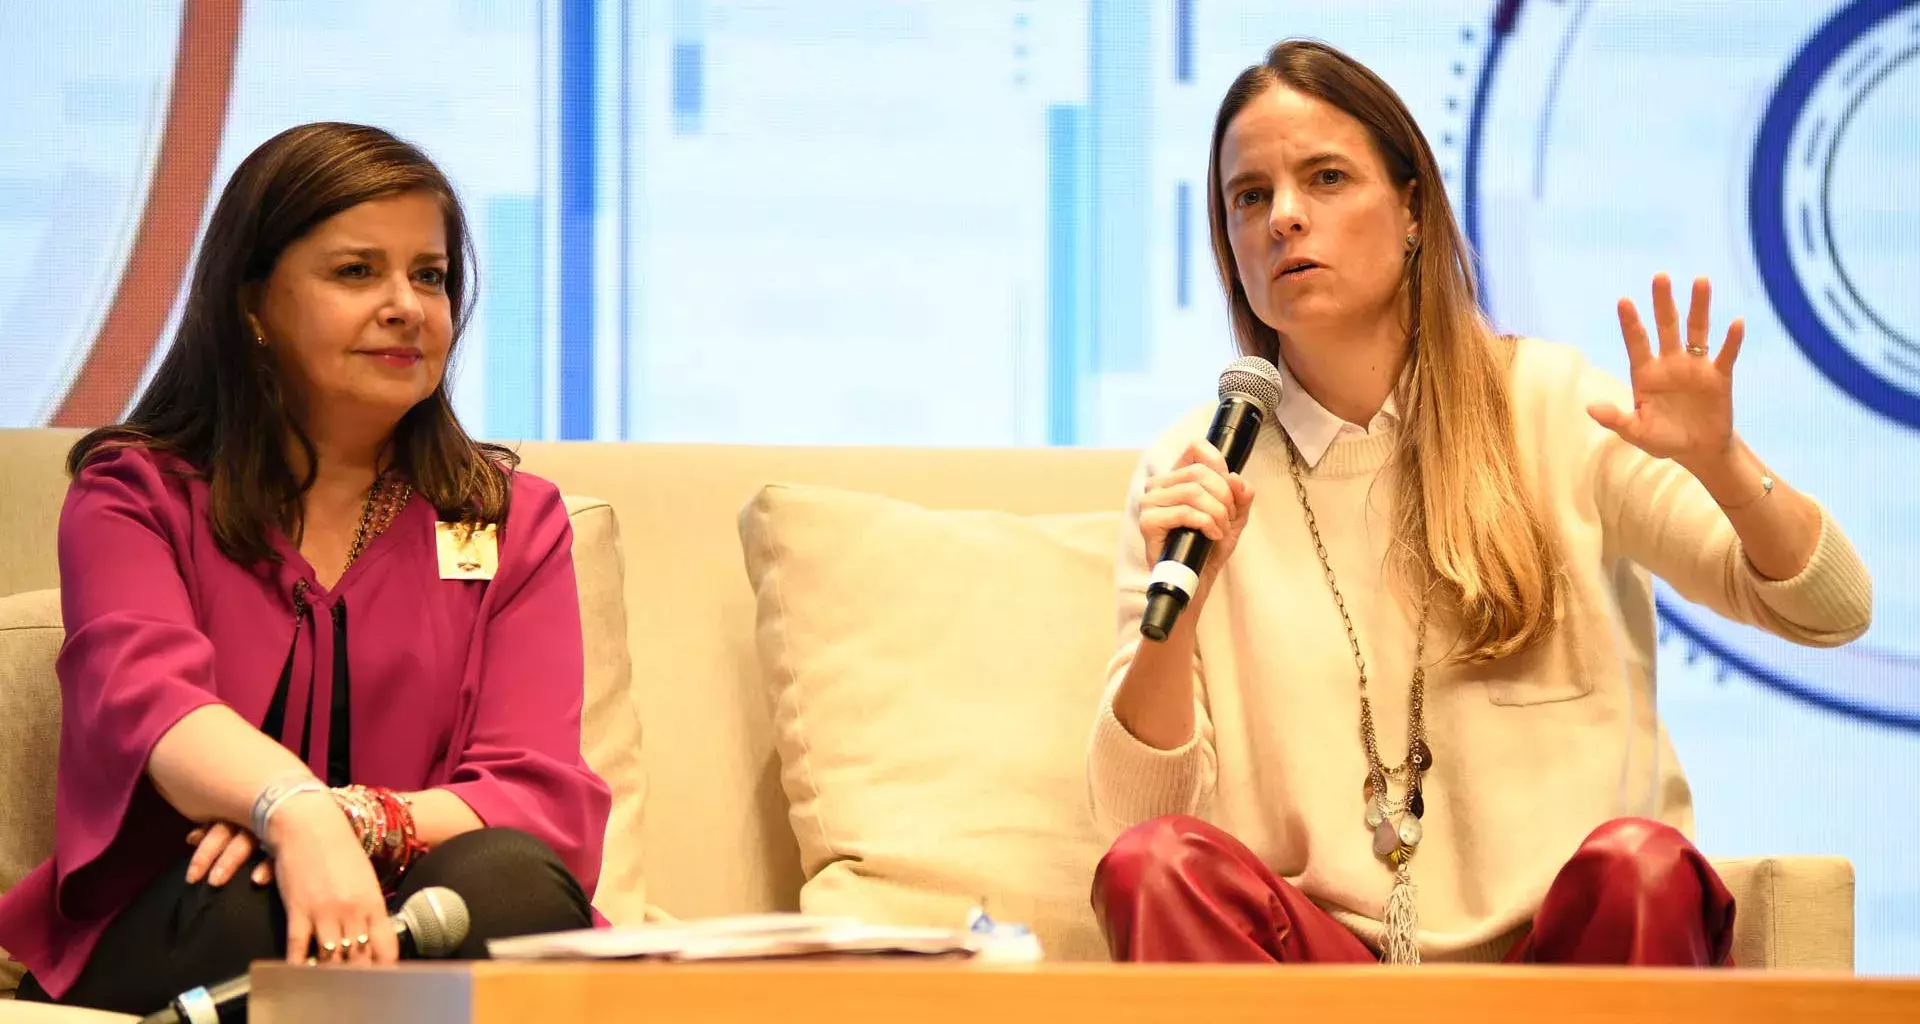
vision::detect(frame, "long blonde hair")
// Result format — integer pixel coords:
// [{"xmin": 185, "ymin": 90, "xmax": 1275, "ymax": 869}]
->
[{"xmin": 1206, "ymin": 40, "xmax": 1561, "ymax": 663}]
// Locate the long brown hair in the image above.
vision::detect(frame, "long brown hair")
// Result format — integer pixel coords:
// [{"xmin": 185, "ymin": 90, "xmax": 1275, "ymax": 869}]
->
[
  {"xmin": 1207, "ymin": 40, "xmax": 1561, "ymax": 663},
  {"xmin": 69, "ymin": 121, "xmax": 516, "ymax": 566}
]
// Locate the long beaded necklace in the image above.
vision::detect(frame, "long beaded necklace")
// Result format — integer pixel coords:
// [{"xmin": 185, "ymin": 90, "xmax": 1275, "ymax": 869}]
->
[{"xmin": 1285, "ymin": 438, "xmax": 1433, "ymax": 965}]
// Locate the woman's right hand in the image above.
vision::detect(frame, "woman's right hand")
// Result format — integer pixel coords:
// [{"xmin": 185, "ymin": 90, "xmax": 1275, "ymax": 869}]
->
[
  {"xmin": 264, "ymin": 791, "xmax": 400, "ymax": 966},
  {"xmin": 1140, "ymin": 439, "xmax": 1256, "ymax": 603}
]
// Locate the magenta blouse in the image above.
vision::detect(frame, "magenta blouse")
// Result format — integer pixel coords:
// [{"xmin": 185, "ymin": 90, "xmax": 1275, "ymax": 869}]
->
[{"xmin": 0, "ymin": 447, "xmax": 611, "ymax": 997}]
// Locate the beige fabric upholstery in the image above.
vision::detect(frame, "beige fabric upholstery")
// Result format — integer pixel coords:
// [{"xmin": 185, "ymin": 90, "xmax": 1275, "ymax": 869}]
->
[
  {"xmin": 0, "ymin": 589, "xmax": 61, "ymax": 995},
  {"xmin": 740, "ymin": 484, "xmax": 1119, "ymax": 961},
  {"xmin": 1717, "ymin": 856, "xmax": 1856, "ymax": 971},
  {"xmin": 561, "ymin": 499, "xmax": 647, "ymax": 927},
  {"xmin": 500, "ymin": 441, "xmax": 1149, "ymax": 924},
  {"xmin": 0, "ymin": 430, "xmax": 69, "ymax": 595},
  {"xmin": 0, "ymin": 429, "xmax": 1861, "ymax": 973}
]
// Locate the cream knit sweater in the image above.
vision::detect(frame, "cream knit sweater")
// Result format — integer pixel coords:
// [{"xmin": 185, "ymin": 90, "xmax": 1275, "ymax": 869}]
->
[{"xmin": 1087, "ymin": 338, "xmax": 1873, "ymax": 960}]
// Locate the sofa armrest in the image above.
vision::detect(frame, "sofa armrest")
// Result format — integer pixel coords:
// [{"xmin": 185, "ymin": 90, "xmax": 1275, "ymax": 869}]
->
[
  {"xmin": 1712, "ymin": 855, "xmax": 1854, "ymax": 970},
  {"xmin": 0, "ymin": 588, "xmax": 62, "ymax": 997}
]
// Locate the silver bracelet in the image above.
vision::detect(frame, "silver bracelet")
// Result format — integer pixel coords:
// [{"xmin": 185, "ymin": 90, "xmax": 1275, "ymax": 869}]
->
[
  {"xmin": 250, "ymin": 772, "xmax": 328, "ymax": 850},
  {"xmin": 1717, "ymin": 475, "xmax": 1776, "ymax": 511}
]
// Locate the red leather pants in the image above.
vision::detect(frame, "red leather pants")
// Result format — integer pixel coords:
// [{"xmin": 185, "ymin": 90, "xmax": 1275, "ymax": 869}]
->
[{"xmin": 1092, "ymin": 815, "xmax": 1735, "ymax": 965}]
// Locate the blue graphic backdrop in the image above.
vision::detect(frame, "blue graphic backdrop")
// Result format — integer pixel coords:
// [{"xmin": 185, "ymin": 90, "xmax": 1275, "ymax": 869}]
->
[{"xmin": 0, "ymin": 0, "xmax": 1914, "ymax": 972}]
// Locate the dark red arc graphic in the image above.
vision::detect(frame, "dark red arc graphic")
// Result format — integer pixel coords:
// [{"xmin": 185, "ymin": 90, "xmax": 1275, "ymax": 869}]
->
[{"xmin": 52, "ymin": 0, "xmax": 244, "ymax": 426}]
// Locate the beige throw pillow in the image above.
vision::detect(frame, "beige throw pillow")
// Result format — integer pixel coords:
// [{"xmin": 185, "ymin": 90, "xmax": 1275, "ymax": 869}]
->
[{"xmin": 739, "ymin": 483, "xmax": 1119, "ymax": 962}]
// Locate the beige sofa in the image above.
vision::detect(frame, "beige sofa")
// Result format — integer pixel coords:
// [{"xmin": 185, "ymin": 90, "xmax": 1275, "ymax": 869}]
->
[{"xmin": 0, "ymin": 427, "xmax": 1856, "ymax": 991}]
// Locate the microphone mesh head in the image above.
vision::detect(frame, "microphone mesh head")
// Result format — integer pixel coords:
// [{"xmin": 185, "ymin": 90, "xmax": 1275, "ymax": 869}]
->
[
  {"xmin": 1218, "ymin": 356, "xmax": 1284, "ymax": 417},
  {"xmin": 399, "ymin": 885, "xmax": 471, "ymax": 957}
]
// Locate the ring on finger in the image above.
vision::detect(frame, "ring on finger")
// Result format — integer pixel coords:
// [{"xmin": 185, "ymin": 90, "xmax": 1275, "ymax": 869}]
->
[
  {"xmin": 1685, "ymin": 343, "xmax": 1710, "ymax": 357},
  {"xmin": 353, "ymin": 933, "xmax": 371, "ymax": 949}
]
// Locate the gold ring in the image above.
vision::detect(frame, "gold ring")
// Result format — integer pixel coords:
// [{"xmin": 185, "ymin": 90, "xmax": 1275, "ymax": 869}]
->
[
  {"xmin": 354, "ymin": 933, "xmax": 371, "ymax": 947},
  {"xmin": 1685, "ymin": 343, "xmax": 1710, "ymax": 357},
  {"xmin": 320, "ymin": 939, "xmax": 337, "ymax": 954}
]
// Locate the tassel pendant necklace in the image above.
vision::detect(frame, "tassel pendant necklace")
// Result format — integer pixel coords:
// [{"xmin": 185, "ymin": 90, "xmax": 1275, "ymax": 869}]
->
[{"xmin": 1286, "ymin": 440, "xmax": 1433, "ymax": 965}]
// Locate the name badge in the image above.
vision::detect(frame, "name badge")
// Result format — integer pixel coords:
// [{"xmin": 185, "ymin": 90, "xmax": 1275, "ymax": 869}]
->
[{"xmin": 436, "ymin": 522, "xmax": 499, "ymax": 580}]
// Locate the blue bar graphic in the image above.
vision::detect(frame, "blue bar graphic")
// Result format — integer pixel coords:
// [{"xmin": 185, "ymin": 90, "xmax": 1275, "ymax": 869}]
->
[
  {"xmin": 1090, "ymin": 0, "xmax": 1153, "ymax": 373},
  {"xmin": 558, "ymin": 0, "xmax": 596, "ymax": 439},
  {"xmin": 619, "ymin": 0, "xmax": 635, "ymax": 438},
  {"xmin": 484, "ymin": 196, "xmax": 541, "ymax": 441},
  {"xmin": 671, "ymin": 44, "xmax": 704, "ymax": 134},
  {"xmin": 1174, "ymin": 0, "xmax": 1194, "ymax": 83},
  {"xmin": 1047, "ymin": 105, "xmax": 1091, "ymax": 446},
  {"xmin": 672, "ymin": 0, "xmax": 705, "ymax": 135},
  {"xmin": 1176, "ymin": 181, "xmax": 1192, "ymax": 308}
]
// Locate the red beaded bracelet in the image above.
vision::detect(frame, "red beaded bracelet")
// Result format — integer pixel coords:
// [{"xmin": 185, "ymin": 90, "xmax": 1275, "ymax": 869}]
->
[
  {"xmin": 374, "ymin": 787, "xmax": 427, "ymax": 875},
  {"xmin": 331, "ymin": 784, "xmax": 428, "ymax": 883}
]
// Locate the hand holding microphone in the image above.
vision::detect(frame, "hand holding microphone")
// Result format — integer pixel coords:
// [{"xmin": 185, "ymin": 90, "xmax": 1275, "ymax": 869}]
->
[
  {"xmin": 1139, "ymin": 356, "xmax": 1283, "ymax": 641},
  {"xmin": 1138, "ymin": 440, "xmax": 1256, "ymax": 625}
]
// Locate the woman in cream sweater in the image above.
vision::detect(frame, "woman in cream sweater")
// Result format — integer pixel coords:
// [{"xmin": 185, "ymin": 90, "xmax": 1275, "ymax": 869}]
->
[{"xmin": 1086, "ymin": 40, "xmax": 1872, "ymax": 966}]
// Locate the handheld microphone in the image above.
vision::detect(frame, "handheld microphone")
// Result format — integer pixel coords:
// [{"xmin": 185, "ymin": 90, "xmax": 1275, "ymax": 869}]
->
[
  {"xmin": 139, "ymin": 885, "xmax": 470, "ymax": 1024},
  {"xmin": 1140, "ymin": 356, "xmax": 1284, "ymax": 642}
]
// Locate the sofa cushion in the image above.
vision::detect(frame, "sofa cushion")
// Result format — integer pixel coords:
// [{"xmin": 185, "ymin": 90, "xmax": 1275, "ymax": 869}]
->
[
  {"xmin": 739, "ymin": 483, "xmax": 1119, "ymax": 962},
  {"xmin": 561, "ymin": 497, "xmax": 648, "ymax": 926},
  {"xmin": 0, "ymin": 588, "xmax": 61, "ymax": 993}
]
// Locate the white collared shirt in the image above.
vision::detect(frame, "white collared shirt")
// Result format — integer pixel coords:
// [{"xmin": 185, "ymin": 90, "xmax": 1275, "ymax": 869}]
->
[{"xmin": 1273, "ymin": 358, "xmax": 1403, "ymax": 468}]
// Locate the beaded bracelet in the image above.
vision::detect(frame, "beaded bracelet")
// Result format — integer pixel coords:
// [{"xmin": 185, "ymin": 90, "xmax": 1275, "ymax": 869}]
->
[
  {"xmin": 330, "ymin": 784, "xmax": 428, "ymax": 882},
  {"xmin": 330, "ymin": 785, "xmax": 387, "ymax": 858},
  {"xmin": 375, "ymin": 788, "xmax": 426, "ymax": 875}
]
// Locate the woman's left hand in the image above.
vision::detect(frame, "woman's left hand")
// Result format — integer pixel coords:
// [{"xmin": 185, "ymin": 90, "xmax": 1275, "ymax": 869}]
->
[
  {"xmin": 186, "ymin": 821, "xmax": 274, "ymax": 887},
  {"xmin": 1587, "ymin": 273, "xmax": 1745, "ymax": 471}
]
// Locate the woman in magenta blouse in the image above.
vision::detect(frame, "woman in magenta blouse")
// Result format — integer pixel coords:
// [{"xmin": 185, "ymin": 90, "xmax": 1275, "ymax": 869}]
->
[{"xmin": 0, "ymin": 122, "xmax": 611, "ymax": 1013}]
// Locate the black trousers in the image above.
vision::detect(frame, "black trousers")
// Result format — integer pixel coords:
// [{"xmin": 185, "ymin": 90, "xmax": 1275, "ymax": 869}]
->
[{"xmin": 17, "ymin": 828, "xmax": 592, "ymax": 1017}]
